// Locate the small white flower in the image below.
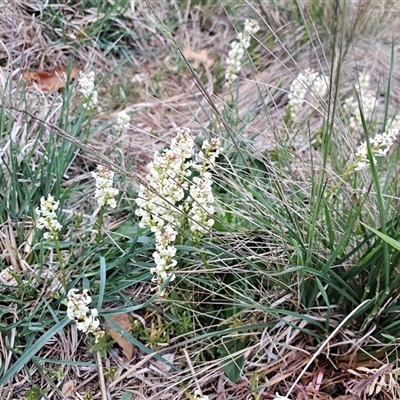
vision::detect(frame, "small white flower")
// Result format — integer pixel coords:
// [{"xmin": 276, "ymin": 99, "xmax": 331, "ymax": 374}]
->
[
  {"xmin": 244, "ymin": 19, "xmax": 260, "ymax": 35},
  {"xmin": 187, "ymin": 138, "xmax": 222, "ymax": 234},
  {"xmin": 343, "ymin": 72, "xmax": 375, "ymax": 132},
  {"xmin": 288, "ymin": 68, "xmax": 328, "ymax": 121},
  {"xmin": 78, "ymin": 71, "xmax": 98, "ymax": 110},
  {"xmin": 131, "ymin": 74, "xmax": 144, "ymax": 83},
  {"xmin": 36, "ymin": 195, "xmax": 62, "ymax": 240},
  {"xmin": 312, "ymin": 74, "xmax": 329, "ymax": 97},
  {"xmin": 116, "ymin": 110, "xmax": 130, "ymax": 134},
  {"xmin": 67, "ymin": 288, "xmax": 92, "ymax": 320},
  {"xmin": 194, "ymin": 389, "xmax": 209, "ymax": 400},
  {"xmin": 92, "ymin": 165, "xmax": 119, "ymax": 208},
  {"xmin": 225, "ymin": 19, "xmax": 260, "ymax": 87},
  {"xmin": 354, "ymin": 118, "xmax": 398, "ymax": 170},
  {"xmin": 67, "ymin": 289, "xmax": 104, "ymax": 343},
  {"xmin": 273, "ymin": 394, "xmax": 290, "ymax": 400}
]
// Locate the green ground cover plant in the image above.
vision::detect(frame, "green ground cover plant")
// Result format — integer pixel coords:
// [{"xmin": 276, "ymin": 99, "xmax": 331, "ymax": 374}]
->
[{"xmin": 1, "ymin": 0, "xmax": 400, "ymax": 399}]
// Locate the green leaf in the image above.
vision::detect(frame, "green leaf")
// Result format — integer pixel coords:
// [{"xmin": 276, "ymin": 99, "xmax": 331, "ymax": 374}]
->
[
  {"xmin": 381, "ymin": 333, "xmax": 396, "ymax": 342},
  {"xmin": 121, "ymin": 392, "xmax": 133, "ymax": 400},
  {"xmin": 97, "ymin": 256, "xmax": 107, "ymax": 310},
  {"xmin": 360, "ymin": 222, "xmax": 400, "ymax": 251},
  {"xmin": 220, "ymin": 338, "xmax": 244, "ymax": 383},
  {"xmin": 0, "ymin": 317, "xmax": 70, "ymax": 386},
  {"xmin": 103, "ymin": 315, "xmax": 180, "ymax": 371}
]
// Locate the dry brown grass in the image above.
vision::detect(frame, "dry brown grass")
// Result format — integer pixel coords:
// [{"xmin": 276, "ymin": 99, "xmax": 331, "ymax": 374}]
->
[{"xmin": 2, "ymin": 0, "xmax": 400, "ymax": 399}]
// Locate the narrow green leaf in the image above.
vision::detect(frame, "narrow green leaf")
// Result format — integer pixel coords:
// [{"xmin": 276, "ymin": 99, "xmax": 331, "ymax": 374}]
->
[
  {"xmin": 315, "ymin": 277, "xmax": 330, "ymax": 331},
  {"xmin": 220, "ymin": 338, "xmax": 244, "ymax": 383},
  {"xmin": 103, "ymin": 315, "xmax": 180, "ymax": 371},
  {"xmin": 381, "ymin": 333, "xmax": 396, "ymax": 342},
  {"xmin": 0, "ymin": 317, "xmax": 70, "ymax": 386},
  {"xmin": 97, "ymin": 256, "xmax": 107, "ymax": 310},
  {"xmin": 361, "ymin": 222, "xmax": 400, "ymax": 251}
]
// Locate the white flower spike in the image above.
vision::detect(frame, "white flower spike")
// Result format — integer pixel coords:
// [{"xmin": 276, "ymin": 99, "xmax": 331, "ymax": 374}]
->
[
  {"xmin": 78, "ymin": 71, "xmax": 98, "ymax": 110},
  {"xmin": 92, "ymin": 165, "xmax": 119, "ymax": 209},
  {"xmin": 35, "ymin": 195, "xmax": 62, "ymax": 240},
  {"xmin": 67, "ymin": 289, "xmax": 104, "ymax": 343},
  {"xmin": 288, "ymin": 68, "xmax": 328, "ymax": 121},
  {"xmin": 354, "ymin": 115, "xmax": 399, "ymax": 171},
  {"xmin": 135, "ymin": 127, "xmax": 222, "ymax": 290},
  {"xmin": 225, "ymin": 19, "xmax": 260, "ymax": 88},
  {"xmin": 116, "ymin": 110, "xmax": 130, "ymax": 135},
  {"xmin": 343, "ymin": 72, "xmax": 375, "ymax": 133}
]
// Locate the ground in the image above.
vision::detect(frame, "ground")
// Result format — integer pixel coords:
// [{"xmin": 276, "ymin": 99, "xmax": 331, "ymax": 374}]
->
[{"xmin": 1, "ymin": 1, "xmax": 400, "ymax": 399}]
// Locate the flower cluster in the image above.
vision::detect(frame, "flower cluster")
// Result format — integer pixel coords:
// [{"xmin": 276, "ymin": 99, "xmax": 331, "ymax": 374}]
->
[
  {"xmin": 116, "ymin": 110, "xmax": 130, "ymax": 135},
  {"xmin": 92, "ymin": 165, "xmax": 119, "ymax": 209},
  {"xmin": 288, "ymin": 68, "xmax": 328, "ymax": 121},
  {"xmin": 135, "ymin": 128, "xmax": 222, "ymax": 288},
  {"xmin": 225, "ymin": 19, "xmax": 260, "ymax": 88},
  {"xmin": 67, "ymin": 289, "xmax": 104, "ymax": 343},
  {"xmin": 136, "ymin": 128, "xmax": 194, "ymax": 286},
  {"xmin": 186, "ymin": 138, "xmax": 222, "ymax": 233},
  {"xmin": 354, "ymin": 115, "xmax": 400, "ymax": 171},
  {"xmin": 343, "ymin": 72, "xmax": 375, "ymax": 132},
  {"xmin": 35, "ymin": 195, "xmax": 63, "ymax": 240},
  {"xmin": 78, "ymin": 71, "xmax": 98, "ymax": 110}
]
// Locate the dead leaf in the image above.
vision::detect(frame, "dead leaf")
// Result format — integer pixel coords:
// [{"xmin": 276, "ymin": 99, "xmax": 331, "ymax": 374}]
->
[
  {"xmin": 182, "ymin": 46, "xmax": 214, "ymax": 70},
  {"xmin": 22, "ymin": 67, "xmax": 80, "ymax": 92},
  {"xmin": 105, "ymin": 313, "xmax": 134, "ymax": 360},
  {"xmin": 62, "ymin": 379, "xmax": 75, "ymax": 397}
]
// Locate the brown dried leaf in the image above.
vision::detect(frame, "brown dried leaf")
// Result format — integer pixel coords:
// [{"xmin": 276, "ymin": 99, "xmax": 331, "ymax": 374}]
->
[
  {"xmin": 62, "ymin": 379, "xmax": 75, "ymax": 396},
  {"xmin": 22, "ymin": 67, "xmax": 80, "ymax": 92},
  {"xmin": 182, "ymin": 46, "xmax": 214, "ymax": 70},
  {"xmin": 105, "ymin": 313, "xmax": 134, "ymax": 360}
]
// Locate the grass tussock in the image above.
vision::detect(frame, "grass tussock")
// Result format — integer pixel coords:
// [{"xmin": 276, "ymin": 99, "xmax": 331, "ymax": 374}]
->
[{"xmin": 1, "ymin": 1, "xmax": 400, "ymax": 399}]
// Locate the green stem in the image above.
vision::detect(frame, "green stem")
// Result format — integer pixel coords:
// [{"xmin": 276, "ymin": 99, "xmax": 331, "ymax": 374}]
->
[
  {"xmin": 95, "ymin": 207, "xmax": 105, "ymax": 243},
  {"xmin": 324, "ymin": 161, "xmax": 357, "ymax": 200},
  {"xmin": 53, "ymin": 235, "xmax": 67, "ymax": 290},
  {"xmin": 193, "ymin": 234, "xmax": 214, "ymax": 290}
]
